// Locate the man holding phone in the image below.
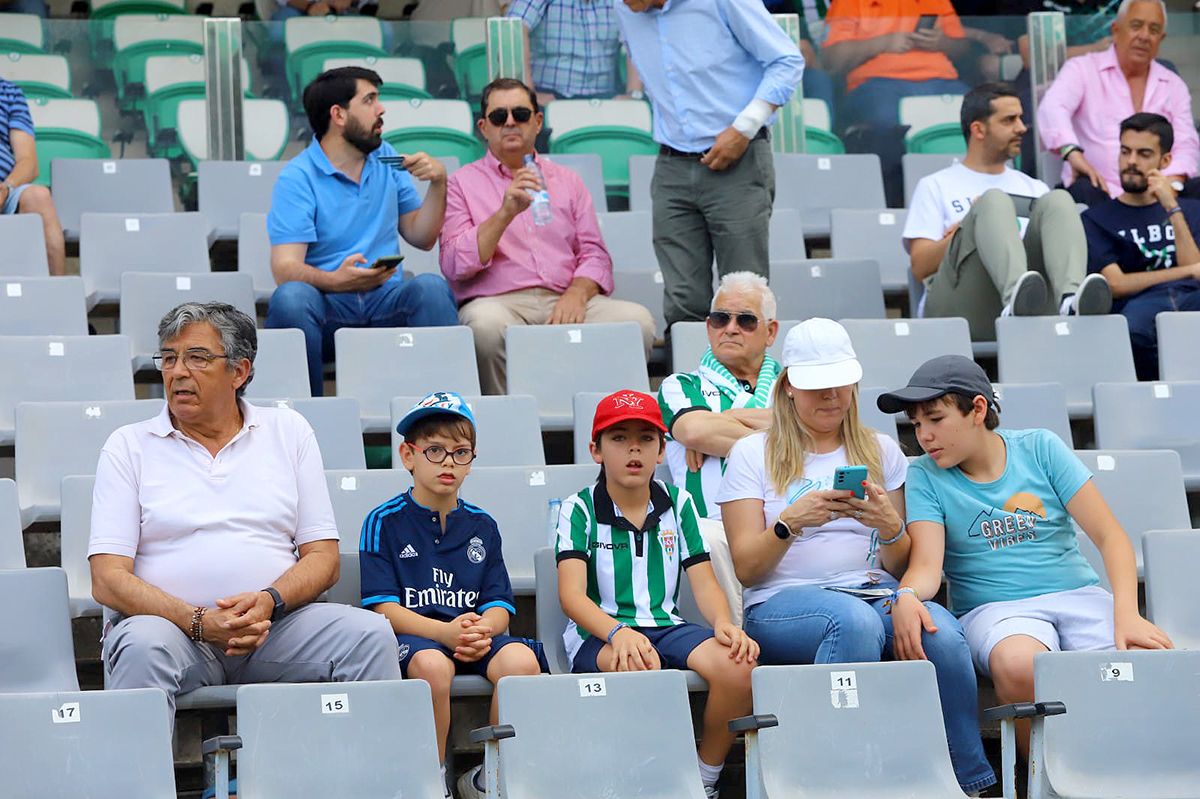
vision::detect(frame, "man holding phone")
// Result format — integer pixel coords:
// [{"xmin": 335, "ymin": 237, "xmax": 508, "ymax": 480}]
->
[{"xmin": 267, "ymin": 67, "xmax": 459, "ymax": 396}]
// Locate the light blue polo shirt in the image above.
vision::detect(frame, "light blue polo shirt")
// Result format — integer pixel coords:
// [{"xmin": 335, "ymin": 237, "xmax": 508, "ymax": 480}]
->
[{"xmin": 267, "ymin": 137, "xmax": 423, "ymax": 272}]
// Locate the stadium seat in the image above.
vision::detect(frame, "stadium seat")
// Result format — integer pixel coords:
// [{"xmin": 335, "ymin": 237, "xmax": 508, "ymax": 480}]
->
[
  {"xmin": 996, "ymin": 315, "xmax": 1137, "ymax": 417},
  {"xmin": 597, "ymin": 211, "xmax": 656, "ymax": 272},
  {"xmin": 248, "ymin": 398, "xmax": 366, "ymax": 470},
  {"xmin": 119, "ymin": 272, "xmax": 256, "ymax": 370},
  {"xmin": 58, "ymin": 475, "xmax": 101, "ymax": 618},
  {"xmin": 0, "ymin": 567, "xmax": 79, "ymax": 692},
  {"xmin": 457, "ymin": 465, "xmax": 598, "ymax": 593},
  {"xmin": 323, "ymin": 55, "xmax": 431, "ymax": 100},
  {"xmin": 0, "ymin": 335, "xmax": 134, "ymax": 446},
  {"xmin": 738, "ymin": 662, "xmax": 969, "ymax": 799},
  {"xmin": 775, "ymin": 154, "xmax": 887, "ymax": 238},
  {"xmin": 571, "ymin": 392, "xmax": 606, "ymax": 465},
  {"xmin": 379, "ymin": 98, "xmax": 484, "ymax": 164},
  {"xmin": 325, "ymin": 550, "xmax": 362, "ymax": 606},
  {"xmin": 243, "ymin": 328, "xmax": 312, "ymax": 400},
  {"xmin": 0, "ymin": 52, "xmax": 71, "ymax": 100},
  {"xmin": 0, "ymin": 214, "xmax": 49, "ymax": 276},
  {"xmin": 177, "ymin": 98, "xmax": 291, "ymax": 166},
  {"xmin": 15, "ymin": 398, "xmax": 162, "ymax": 527},
  {"xmin": 1093, "ymin": 381, "xmax": 1200, "ymax": 489},
  {"xmin": 111, "ymin": 15, "xmax": 204, "ymax": 111},
  {"xmin": 1143, "ymin": 530, "xmax": 1200, "ymax": 650},
  {"xmin": 855, "ymin": 389, "xmax": 900, "ymax": 442},
  {"xmin": 4, "ymin": 687, "xmax": 176, "ymax": 798},
  {"xmin": 506, "ymin": 322, "xmax": 650, "ymax": 430},
  {"xmin": 334, "ymin": 326, "xmax": 480, "ymax": 433},
  {"xmin": 0, "ymin": 13, "xmax": 46, "ymax": 54},
  {"xmin": 80, "ymin": 212, "xmax": 213, "ymax": 307},
  {"xmin": 770, "ymin": 259, "xmax": 887, "ymax": 320},
  {"xmin": 992, "ymin": 382, "xmax": 1074, "ymax": 447},
  {"xmin": 1156, "ymin": 311, "xmax": 1200, "ymax": 381},
  {"xmin": 669, "ymin": 319, "xmax": 802, "ymax": 376},
  {"xmin": 900, "ymin": 94, "xmax": 965, "ymax": 155},
  {"xmin": 628, "ymin": 153, "xmax": 655, "ymax": 213},
  {"xmin": 205, "ymin": 681, "xmax": 442, "ymax": 799},
  {"xmin": 610, "ymin": 270, "xmax": 667, "ymax": 339},
  {"xmin": 800, "ymin": 97, "xmax": 846, "ymax": 154},
  {"xmin": 143, "ymin": 54, "xmax": 252, "ymax": 157},
  {"xmin": 390, "ymin": 394, "xmax": 544, "ymax": 469},
  {"xmin": 325, "ymin": 468, "xmax": 413, "ymax": 554},
  {"xmin": 30, "ymin": 102, "xmax": 112, "ymax": 189},
  {"xmin": 89, "ymin": 0, "xmax": 187, "ymax": 18},
  {"xmin": 903, "ymin": 153, "xmax": 959, "ymax": 207},
  {"xmin": 546, "ymin": 99, "xmax": 658, "ymax": 197},
  {"xmin": 0, "ymin": 479, "xmax": 24, "ymax": 569},
  {"xmin": 546, "ymin": 152, "xmax": 608, "ymax": 214},
  {"xmin": 1074, "ymin": 449, "xmax": 1189, "ymax": 583},
  {"xmin": 198, "ymin": 161, "xmax": 286, "ymax": 241},
  {"xmin": 400, "ymin": 240, "xmax": 443, "ymax": 277},
  {"xmin": 0, "ymin": 276, "xmax": 87, "ymax": 335},
  {"xmin": 284, "ymin": 16, "xmax": 387, "ymax": 100},
  {"xmin": 841, "ymin": 318, "xmax": 973, "ymax": 390},
  {"xmin": 830, "ymin": 208, "xmax": 911, "ymax": 293},
  {"xmin": 768, "ymin": 208, "xmax": 808, "ymax": 261},
  {"xmin": 451, "ymin": 17, "xmax": 487, "ymax": 101},
  {"xmin": 50, "ymin": 157, "xmax": 174, "ymax": 241},
  {"xmin": 237, "ymin": 212, "xmax": 275, "ymax": 301}
]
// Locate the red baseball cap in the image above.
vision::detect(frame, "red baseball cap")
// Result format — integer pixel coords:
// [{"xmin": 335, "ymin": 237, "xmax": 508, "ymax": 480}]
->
[{"xmin": 591, "ymin": 389, "xmax": 668, "ymax": 441}]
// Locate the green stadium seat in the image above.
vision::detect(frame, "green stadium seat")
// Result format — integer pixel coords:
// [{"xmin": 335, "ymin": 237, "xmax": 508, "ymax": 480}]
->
[
  {"xmin": 800, "ymin": 97, "xmax": 845, "ymax": 153},
  {"xmin": 284, "ymin": 16, "xmax": 386, "ymax": 101},
  {"xmin": 900, "ymin": 93, "xmax": 965, "ymax": 155},
  {"xmin": 111, "ymin": 14, "xmax": 205, "ymax": 112},
  {"xmin": 27, "ymin": 99, "xmax": 111, "ymax": 186},
  {"xmin": 142, "ymin": 53, "xmax": 252, "ymax": 157},
  {"xmin": 546, "ymin": 99, "xmax": 657, "ymax": 198},
  {"xmin": 176, "ymin": 98, "xmax": 291, "ymax": 167},
  {"xmin": 451, "ymin": 17, "xmax": 487, "ymax": 102},
  {"xmin": 380, "ymin": 98, "xmax": 484, "ymax": 163},
  {"xmin": 322, "ymin": 55, "xmax": 431, "ymax": 101},
  {"xmin": 0, "ymin": 14, "xmax": 46, "ymax": 55},
  {"xmin": 0, "ymin": 52, "xmax": 72, "ymax": 101},
  {"xmin": 89, "ymin": 0, "xmax": 188, "ymax": 18}
]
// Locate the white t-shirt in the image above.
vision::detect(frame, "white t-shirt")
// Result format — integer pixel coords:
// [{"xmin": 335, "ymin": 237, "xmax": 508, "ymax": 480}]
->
[
  {"xmin": 902, "ymin": 162, "xmax": 1051, "ymax": 249},
  {"xmin": 88, "ymin": 401, "xmax": 338, "ymax": 610},
  {"xmin": 715, "ymin": 430, "xmax": 908, "ymax": 610}
]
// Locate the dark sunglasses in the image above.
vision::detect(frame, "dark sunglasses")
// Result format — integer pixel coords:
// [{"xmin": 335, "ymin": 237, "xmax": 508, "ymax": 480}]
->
[
  {"xmin": 486, "ymin": 106, "xmax": 534, "ymax": 126},
  {"xmin": 707, "ymin": 311, "xmax": 760, "ymax": 332}
]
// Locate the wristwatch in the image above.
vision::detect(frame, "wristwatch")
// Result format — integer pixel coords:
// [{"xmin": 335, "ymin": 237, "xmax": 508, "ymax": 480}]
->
[
  {"xmin": 262, "ymin": 586, "xmax": 286, "ymax": 621},
  {"xmin": 774, "ymin": 518, "xmax": 796, "ymax": 540}
]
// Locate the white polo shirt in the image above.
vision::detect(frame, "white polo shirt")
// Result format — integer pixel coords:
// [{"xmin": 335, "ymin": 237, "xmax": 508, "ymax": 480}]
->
[{"xmin": 88, "ymin": 400, "xmax": 338, "ymax": 609}]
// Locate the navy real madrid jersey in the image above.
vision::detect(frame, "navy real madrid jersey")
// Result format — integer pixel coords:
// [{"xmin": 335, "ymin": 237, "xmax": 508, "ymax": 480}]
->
[{"xmin": 359, "ymin": 489, "xmax": 516, "ymax": 620}]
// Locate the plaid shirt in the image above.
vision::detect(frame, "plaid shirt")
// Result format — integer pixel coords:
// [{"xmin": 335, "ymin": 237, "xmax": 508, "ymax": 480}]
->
[{"xmin": 507, "ymin": 0, "xmax": 622, "ymax": 98}]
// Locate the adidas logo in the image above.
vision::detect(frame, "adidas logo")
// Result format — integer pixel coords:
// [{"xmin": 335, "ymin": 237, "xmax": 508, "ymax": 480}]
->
[{"xmin": 398, "ymin": 544, "xmax": 419, "ymax": 559}]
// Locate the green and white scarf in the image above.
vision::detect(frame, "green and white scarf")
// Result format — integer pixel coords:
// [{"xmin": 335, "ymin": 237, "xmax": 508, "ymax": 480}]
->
[{"xmin": 697, "ymin": 347, "xmax": 782, "ymax": 409}]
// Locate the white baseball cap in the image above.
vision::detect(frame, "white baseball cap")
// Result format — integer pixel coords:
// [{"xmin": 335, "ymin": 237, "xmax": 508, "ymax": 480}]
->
[{"xmin": 782, "ymin": 318, "xmax": 863, "ymax": 390}]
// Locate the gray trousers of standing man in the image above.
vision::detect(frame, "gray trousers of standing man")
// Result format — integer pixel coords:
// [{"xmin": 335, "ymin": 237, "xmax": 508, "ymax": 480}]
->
[
  {"xmin": 925, "ymin": 188, "xmax": 1087, "ymax": 341},
  {"xmin": 103, "ymin": 602, "xmax": 402, "ymax": 721},
  {"xmin": 652, "ymin": 135, "xmax": 776, "ymax": 328}
]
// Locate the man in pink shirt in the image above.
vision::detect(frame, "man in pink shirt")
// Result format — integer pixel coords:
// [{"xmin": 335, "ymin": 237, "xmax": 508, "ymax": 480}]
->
[
  {"xmin": 1037, "ymin": 0, "xmax": 1198, "ymax": 207},
  {"xmin": 440, "ymin": 78, "xmax": 655, "ymax": 394}
]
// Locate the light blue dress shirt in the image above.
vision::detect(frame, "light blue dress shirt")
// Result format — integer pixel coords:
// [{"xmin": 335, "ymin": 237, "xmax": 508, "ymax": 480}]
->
[{"xmin": 614, "ymin": 0, "xmax": 804, "ymax": 153}]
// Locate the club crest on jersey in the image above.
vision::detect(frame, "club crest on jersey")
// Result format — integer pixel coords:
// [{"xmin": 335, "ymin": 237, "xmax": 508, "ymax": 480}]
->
[
  {"xmin": 659, "ymin": 529, "xmax": 676, "ymax": 557},
  {"xmin": 467, "ymin": 536, "xmax": 486, "ymax": 564}
]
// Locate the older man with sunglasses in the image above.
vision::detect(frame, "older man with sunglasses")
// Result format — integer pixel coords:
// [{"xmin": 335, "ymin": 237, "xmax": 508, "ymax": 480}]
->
[
  {"xmin": 657, "ymin": 272, "xmax": 782, "ymax": 624},
  {"xmin": 441, "ymin": 78, "xmax": 655, "ymax": 394}
]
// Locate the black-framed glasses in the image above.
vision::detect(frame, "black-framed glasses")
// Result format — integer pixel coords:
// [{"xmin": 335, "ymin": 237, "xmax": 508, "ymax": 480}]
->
[
  {"xmin": 706, "ymin": 311, "xmax": 760, "ymax": 333},
  {"xmin": 152, "ymin": 349, "xmax": 229, "ymax": 372},
  {"xmin": 417, "ymin": 445, "xmax": 477, "ymax": 466},
  {"xmin": 486, "ymin": 106, "xmax": 534, "ymax": 126}
]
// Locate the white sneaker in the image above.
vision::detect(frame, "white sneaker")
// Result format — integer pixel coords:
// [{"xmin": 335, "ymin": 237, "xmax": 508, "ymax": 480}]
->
[
  {"xmin": 1001, "ymin": 271, "xmax": 1048, "ymax": 317},
  {"xmin": 704, "ymin": 786, "xmax": 721, "ymax": 799},
  {"xmin": 1061, "ymin": 273, "xmax": 1112, "ymax": 315},
  {"xmin": 456, "ymin": 765, "xmax": 484, "ymax": 799}
]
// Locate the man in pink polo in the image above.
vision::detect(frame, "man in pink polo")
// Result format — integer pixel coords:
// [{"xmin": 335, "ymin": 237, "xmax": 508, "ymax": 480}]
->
[
  {"xmin": 440, "ymin": 77, "xmax": 655, "ymax": 394},
  {"xmin": 1037, "ymin": 0, "xmax": 1198, "ymax": 207}
]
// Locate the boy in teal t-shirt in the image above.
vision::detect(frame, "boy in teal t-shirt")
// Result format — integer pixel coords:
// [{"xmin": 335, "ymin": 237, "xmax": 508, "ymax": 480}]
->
[{"xmin": 876, "ymin": 355, "xmax": 1172, "ymax": 756}]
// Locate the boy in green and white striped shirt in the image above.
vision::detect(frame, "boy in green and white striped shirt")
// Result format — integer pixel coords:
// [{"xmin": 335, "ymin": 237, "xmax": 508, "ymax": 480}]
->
[{"xmin": 556, "ymin": 389, "xmax": 759, "ymax": 799}]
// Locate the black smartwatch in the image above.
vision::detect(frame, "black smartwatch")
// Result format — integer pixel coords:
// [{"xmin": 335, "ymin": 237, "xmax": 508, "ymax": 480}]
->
[
  {"xmin": 773, "ymin": 519, "xmax": 794, "ymax": 540},
  {"xmin": 262, "ymin": 586, "xmax": 286, "ymax": 621}
]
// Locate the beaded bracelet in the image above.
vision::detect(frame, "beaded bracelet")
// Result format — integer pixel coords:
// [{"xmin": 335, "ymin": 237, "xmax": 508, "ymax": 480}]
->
[{"xmin": 190, "ymin": 606, "xmax": 207, "ymax": 643}]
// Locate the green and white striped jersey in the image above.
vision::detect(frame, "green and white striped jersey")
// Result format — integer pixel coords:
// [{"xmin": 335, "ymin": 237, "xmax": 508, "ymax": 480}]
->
[{"xmin": 555, "ymin": 479, "xmax": 709, "ymax": 663}]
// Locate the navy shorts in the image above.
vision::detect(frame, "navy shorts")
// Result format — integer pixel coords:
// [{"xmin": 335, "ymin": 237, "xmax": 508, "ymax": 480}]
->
[
  {"xmin": 396, "ymin": 633, "xmax": 547, "ymax": 678},
  {"xmin": 571, "ymin": 622, "xmax": 715, "ymax": 673}
]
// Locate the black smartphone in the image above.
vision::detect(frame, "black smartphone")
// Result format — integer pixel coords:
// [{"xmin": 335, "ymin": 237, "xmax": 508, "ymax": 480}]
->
[
  {"xmin": 369, "ymin": 255, "xmax": 405, "ymax": 270},
  {"xmin": 916, "ymin": 14, "xmax": 937, "ymax": 31}
]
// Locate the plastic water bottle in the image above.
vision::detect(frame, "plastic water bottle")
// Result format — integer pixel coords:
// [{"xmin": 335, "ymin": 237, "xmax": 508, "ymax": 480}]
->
[
  {"xmin": 546, "ymin": 498, "xmax": 562, "ymax": 546},
  {"xmin": 524, "ymin": 154, "xmax": 552, "ymax": 226}
]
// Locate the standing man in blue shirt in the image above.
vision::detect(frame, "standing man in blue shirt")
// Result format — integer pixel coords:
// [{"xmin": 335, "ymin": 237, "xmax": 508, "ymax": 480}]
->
[
  {"xmin": 0, "ymin": 78, "xmax": 66, "ymax": 276},
  {"xmin": 616, "ymin": 0, "xmax": 803, "ymax": 329},
  {"xmin": 267, "ymin": 67, "xmax": 459, "ymax": 396}
]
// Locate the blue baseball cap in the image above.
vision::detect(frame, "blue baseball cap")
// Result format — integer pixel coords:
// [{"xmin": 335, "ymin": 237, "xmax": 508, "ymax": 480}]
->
[{"xmin": 395, "ymin": 391, "xmax": 476, "ymax": 437}]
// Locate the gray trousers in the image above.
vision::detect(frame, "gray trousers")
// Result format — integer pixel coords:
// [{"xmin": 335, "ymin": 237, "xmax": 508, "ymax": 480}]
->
[
  {"xmin": 925, "ymin": 188, "xmax": 1087, "ymax": 341},
  {"xmin": 651, "ymin": 137, "xmax": 775, "ymax": 328},
  {"xmin": 103, "ymin": 603, "xmax": 401, "ymax": 719}
]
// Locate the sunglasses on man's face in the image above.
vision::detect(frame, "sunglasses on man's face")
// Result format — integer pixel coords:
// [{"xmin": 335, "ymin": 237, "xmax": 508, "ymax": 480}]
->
[
  {"xmin": 486, "ymin": 106, "xmax": 534, "ymax": 126},
  {"xmin": 706, "ymin": 311, "xmax": 760, "ymax": 332}
]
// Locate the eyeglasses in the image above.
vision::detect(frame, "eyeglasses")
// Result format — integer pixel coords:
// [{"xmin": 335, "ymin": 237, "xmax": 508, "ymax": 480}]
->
[
  {"xmin": 152, "ymin": 349, "xmax": 229, "ymax": 372},
  {"xmin": 486, "ymin": 106, "xmax": 534, "ymax": 126},
  {"xmin": 706, "ymin": 311, "xmax": 760, "ymax": 333},
  {"xmin": 416, "ymin": 445, "xmax": 477, "ymax": 466}
]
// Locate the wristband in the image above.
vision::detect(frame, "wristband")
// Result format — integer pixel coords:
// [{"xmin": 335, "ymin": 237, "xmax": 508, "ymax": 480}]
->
[
  {"xmin": 607, "ymin": 622, "xmax": 627, "ymax": 644},
  {"xmin": 1059, "ymin": 144, "xmax": 1082, "ymax": 160},
  {"xmin": 877, "ymin": 525, "xmax": 906, "ymax": 546},
  {"xmin": 894, "ymin": 587, "xmax": 918, "ymax": 601},
  {"xmin": 732, "ymin": 98, "xmax": 773, "ymax": 139},
  {"xmin": 190, "ymin": 606, "xmax": 208, "ymax": 642},
  {"xmin": 1163, "ymin": 205, "xmax": 1183, "ymax": 217}
]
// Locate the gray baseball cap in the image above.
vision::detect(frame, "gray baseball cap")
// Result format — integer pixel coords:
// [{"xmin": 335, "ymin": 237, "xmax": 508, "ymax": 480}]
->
[{"xmin": 875, "ymin": 355, "xmax": 1001, "ymax": 415}]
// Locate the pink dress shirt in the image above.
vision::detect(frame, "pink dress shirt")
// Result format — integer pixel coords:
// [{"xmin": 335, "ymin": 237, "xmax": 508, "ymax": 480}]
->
[
  {"xmin": 1037, "ymin": 46, "xmax": 1199, "ymax": 198},
  {"xmin": 439, "ymin": 151, "xmax": 614, "ymax": 304}
]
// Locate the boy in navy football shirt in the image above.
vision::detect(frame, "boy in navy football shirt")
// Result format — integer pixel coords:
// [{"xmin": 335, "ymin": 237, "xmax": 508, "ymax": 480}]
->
[{"xmin": 360, "ymin": 391, "xmax": 544, "ymax": 799}]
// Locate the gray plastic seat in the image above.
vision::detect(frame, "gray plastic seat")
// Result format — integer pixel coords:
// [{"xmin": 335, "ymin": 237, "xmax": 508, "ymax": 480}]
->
[
  {"xmin": 80, "ymin": 212, "xmax": 213, "ymax": 306},
  {"xmin": 996, "ymin": 316, "xmax": 1136, "ymax": 417},
  {"xmin": 237, "ymin": 212, "xmax": 275, "ymax": 301},
  {"xmin": 830, "ymin": 208, "xmax": 912, "ymax": 292},
  {"xmin": 1156, "ymin": 311, "xmax": 1200, "ymax": 381},
  {"xmin": 740, "ymin": 662, "xmax": 969, "ymax": 799},
  {"xmin": 0, "ymin": 213, "xmax": 49, "ymax": 276},
  {"xmin": 597, "ymin": 211, "xmax": 656, "ymax": 272},
  {"xmin": 0, "ymin": 567, "xmax": 80, "ymax": 692},
  {"xmin": 669, "ymin": 319, "xmax": 803, "ymax": 376},
  {"xmin": 1143, "ymin": 530, "xmax": 1200, "ymax": 650},
  {"xmin": 903, "ymin": 153, "xmax": 959, "ymax": 206},
  {"xmin": 611, "ymin": 269, "xmax": 667, "ymax": 339},
  {"xmin": 51, "ymin": 157, "xmax": 175, "ymax": 241},
  {"xmin": 0, "ymin": 335, "xmax": 134, "ymax": 445},
  {"xmin": 335, "ymin": 326, "xmax": 480, "ymax": 433},
  {"xmin": 198, "ymin": 160, "xmax": 286, "ymax": 240},
  {"xmin": 572, "ymin": 391, "xmax": 607, "ymax": 464},
  {"xmin": 770, "ymin": 259, "xmax": 887, "ymax": 320},
  {"xmin": 119, "ymin": 272, "xmax": 256, "ymax": 370},
  {"xmin": 0, "ymin": 479, "xmax": 24, "ymax": 568},
  {"xmin": 248, "ymin": 398, "xmax": 366, "ymax": 470},
  {"xmin": 391, "ymin": 394, "xmax": 544, "ymax": 468},
  {"xmin": 401, "ymin": 241, "xmax": 443, "ymax": 277},
  {"xmin": 507, "ymin": 322, "xmax": 650, "ymax": 430},
  {"xmin": 326, "ymin": 468, "xmax": 414, "ymax": 554},
  {"xmin": 3, "ymin": 688, "xmax": 175, "ymax": 798},
  {"xmin": 775, "ymin": 153, "xmax": 887, "ymax": 237},
  {"xmin": 59, "ymin": 475, "xmax": 101, "ymax": 617},
  {"xmin": 547, "ymin": 152, "xmax": 608, "ymax": 213},
  {"xmin": 993, "ymin": 382, "xmax": 1074, "ymax": 447},
  {"xmin": 841, "ymin": 317, "xmax": 973, "ymax": 390},
  {"xmin": 768, "ymin": 208, "xmax": 808, "ymax": 261},
  {"xmin": 15, "ymin": 399, "xmax": 163, "ymax": 526},
  {"xmin": 628, "ymin": 153, "xmax": 655, "ymax": 213},
  {"xmin": 1094, "ymin": 381, "xmax": 1200, "ymax": 489},
  {"xmin": 0, "ymin": 275, "xmax": 87, "ymax": 335},
  {"xmin": 243, "ymin": 328, "xmax": 312, "ymax": 400}
]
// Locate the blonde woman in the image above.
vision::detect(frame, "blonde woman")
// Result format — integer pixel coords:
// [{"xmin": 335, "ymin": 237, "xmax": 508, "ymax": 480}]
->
[{"xmin": 716, "ymin": 319, "xmax": 994, "ymax": 797}]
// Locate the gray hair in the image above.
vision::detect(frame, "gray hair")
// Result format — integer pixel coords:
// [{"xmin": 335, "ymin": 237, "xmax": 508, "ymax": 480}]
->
[
  {"xmin": 712, "ymin": 271, "xmax": 777, "ymax": 321},
  {"xmin": 157, "ymin": 302, "xmax": 257, "ymax": 395},
  {"xmin": 1116, "ymin": 0, "xmax": 1167, "ymax": 30}
]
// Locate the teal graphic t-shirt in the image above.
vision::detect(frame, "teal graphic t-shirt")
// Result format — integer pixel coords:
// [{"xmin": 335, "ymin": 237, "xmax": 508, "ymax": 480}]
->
[{"xmin": 905, "ymin": 428, "xmax": 1100, "ymax": 615}]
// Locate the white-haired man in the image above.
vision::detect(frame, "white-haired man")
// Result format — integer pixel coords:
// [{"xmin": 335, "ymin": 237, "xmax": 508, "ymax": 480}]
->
[{"xmin": 658, "ymin": 272, "xmax": 781, "ymax": 624}]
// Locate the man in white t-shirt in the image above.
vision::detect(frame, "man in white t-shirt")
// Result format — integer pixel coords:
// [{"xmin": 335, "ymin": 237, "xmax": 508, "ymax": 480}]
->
[
  {"xmin": 88, "ymin": 303, "xmax": 400, "ymax": 720},
  {"xmin": 904, "ymin": 82, "xmax": 1111, "ymax": 341}
]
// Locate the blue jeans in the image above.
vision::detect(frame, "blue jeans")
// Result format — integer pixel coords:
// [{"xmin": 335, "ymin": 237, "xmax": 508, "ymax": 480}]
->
[
  {"xmin": 1114, "ymin": 281, "xmax": 1200, "ymax": 381},
  {"xmin": 744, "ymin": 586, "xmax": 996, "ymax": 794},
  {"xmin": 264, "ymin": 273, "xmax": 459, "ymax": 396},
  {"xmin": 2, "ymin": 0, "xmax": 48, "ymax": 15},
  {"xmin": 840, "ymin": 77, "xmax": 970, "ymax": 130}
]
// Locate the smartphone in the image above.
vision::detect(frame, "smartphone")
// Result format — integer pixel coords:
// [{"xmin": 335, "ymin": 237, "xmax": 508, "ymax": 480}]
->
[
  {"xmin": 833, "ymin": 465, "xmax": 868, "ymax": 500},
  {"xmin": 369, "ymin": 255, "xmax": 405, "ymax": 270},
  {"xmin": 916, "ymin": 14, "xmax": 937, "ymax": 31},
  {"xmin": 1007, "ymin": 194, "xmax": 1037, "ymax": 218}
]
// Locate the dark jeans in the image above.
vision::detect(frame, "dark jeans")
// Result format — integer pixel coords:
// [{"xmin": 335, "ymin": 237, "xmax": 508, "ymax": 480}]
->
[
  {"xmin": 839, "ymin": 77, "xmax": 970, "ymax": 130},
  {"xmin": 1116, "ymin": 281, "xmax": 1200, "ymax": 380}
]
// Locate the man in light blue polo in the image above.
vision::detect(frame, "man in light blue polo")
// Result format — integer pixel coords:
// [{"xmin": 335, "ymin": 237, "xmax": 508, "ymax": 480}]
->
[
  {"xmin": 616, "ymin": 0, "xmax": 803, "ymax": 328},
  {"xmin": 267, "ymin": 67, "xmax": 458, "ymax": 396}
]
